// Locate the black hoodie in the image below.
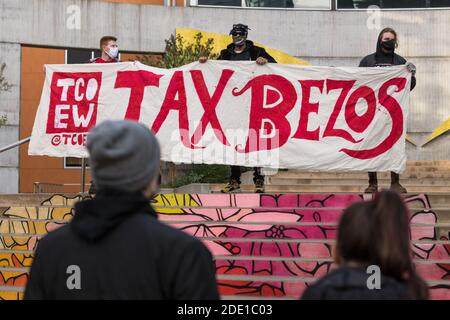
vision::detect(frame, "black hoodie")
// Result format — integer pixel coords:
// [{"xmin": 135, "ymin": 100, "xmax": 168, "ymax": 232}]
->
[
  {"xmin": 218, "ymin": 40, "xmax": 277, "ymax": 63},
  {"xmin": 301, "ymin": 267, "xmax": 411, "ymax": 300},
  {"xmin": 359, "ymin": 39, "xmax": 416, "ymax": 90},
  {"xmin": 24, "ymin": 189, "xmax": 219, "ymax": 300}
]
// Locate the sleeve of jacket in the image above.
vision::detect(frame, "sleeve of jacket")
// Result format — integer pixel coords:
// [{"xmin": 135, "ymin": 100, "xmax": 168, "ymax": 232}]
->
[
  {"xmin": 410, "ymin": 75, "xmax": 416, "ymax": 91},
  {"xmin": 171, "ymin": 238, "xmax": 220, "ymax": 299},
  {"xmin": 358, "ymin": 56, "xmax": 368, "ymax": 67},
  {"xmin": 23, "ymin": 243, "xmax": 47, "ymax": 299},
  {"xmin": 258, "ymin": 47, "xmax": 277, "ymax": 63},
  {"xmin": 217, "ymin": 49, "xmax": 227, "ymax": 61}
]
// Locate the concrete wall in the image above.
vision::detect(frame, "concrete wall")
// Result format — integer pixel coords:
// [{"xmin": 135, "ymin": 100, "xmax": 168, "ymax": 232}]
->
[
  {"xmin": 2, "ymin": 1, "xmax": 447, "ymax": 131},
  {"xmin": 0, "ymin": 42, "xmax": 20, "ymax": 193},
  {"xmin": 0, "ymin": 0, "xmax": 449, "ymax": 192}
]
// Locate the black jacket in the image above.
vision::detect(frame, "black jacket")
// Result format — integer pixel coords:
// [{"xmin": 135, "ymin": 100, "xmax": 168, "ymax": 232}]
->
[
  {"xmin": 218, "ymin": 40, "xmax": 277, "ymax": 63},
  {"xmin": 301, "ymin": 267, "xmax": 411, "ymax": 300},
  {"xmin": 359, "ymin": 41, "xmax": 416, "ymax": 90},
  {"xmin": 24, "ymin": 189, "xmax": 219, "ymax": 300}
]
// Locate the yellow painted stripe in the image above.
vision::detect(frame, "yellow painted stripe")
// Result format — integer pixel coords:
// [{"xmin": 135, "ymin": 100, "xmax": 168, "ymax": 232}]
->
[
  {"xmin": 175, "ymin": 28, "xmax": 310, "ymax": 66},
  {"xmin": 422, "ymin": 117, "xmax": 450, "ymax": 146},
  {"xmin": 406, "ymin": 134, "xmax": 418, "ymax": 146}
]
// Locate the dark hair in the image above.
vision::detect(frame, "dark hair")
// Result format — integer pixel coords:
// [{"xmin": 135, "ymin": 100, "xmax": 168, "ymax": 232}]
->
[
  {"xmin": 378, "ymin": 27, "xmax": 398, "ymax": 48},
  {"xmin": 336, "ymin": 201, "xmax": 373, "ymax": 266},
  {"xmin": 100, "ymin": 36, "xmax": 117, "ymax": 50},
  {"xmin": 336, "ymin": 191, "xmax": 429, "ymax": 299}
]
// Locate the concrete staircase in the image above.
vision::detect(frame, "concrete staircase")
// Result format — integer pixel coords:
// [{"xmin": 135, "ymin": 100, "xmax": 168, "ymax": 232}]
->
[
  {"xmin": 0, "ymin": 191, "xmax": 449, "ymax": 300},
  {"xmin": 210, "ymin": 160, "xmax": 450, "ymax": 193}
]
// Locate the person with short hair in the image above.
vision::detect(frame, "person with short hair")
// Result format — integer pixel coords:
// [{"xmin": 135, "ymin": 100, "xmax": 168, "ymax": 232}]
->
[
  {"xmin": 25, "ymin": 120, "xmax": 219, "ymax": 300},
  {"xmin": 92, "ymin": 35, "xmax": 119, "ymax": 63},
  {"xmin": 88, "ymin": 36, "xmax": 121, "ymax": 196}
]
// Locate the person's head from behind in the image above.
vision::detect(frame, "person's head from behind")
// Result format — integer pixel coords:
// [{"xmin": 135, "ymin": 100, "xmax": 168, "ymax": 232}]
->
[
  {"xmin": 229, "ymin": 24, "xmax": 250, "ymax": 47},
  {"xmin": 86, "ymin": 120, "xmax": 160, "ymax": 197},
  {"xmin": 336, "ymin": 191, "xmax": 428, "ymax": 299},
  {"xmin": 335, "ymin": 201, "xmax": 373, "ymax": 268},
  {"xmin": 377, "ymin": 27, "xmax": 398, "ymax": 54},
  {"xmin": 100, "ymin": 35, "xmax": 119, "ymax": 60}
]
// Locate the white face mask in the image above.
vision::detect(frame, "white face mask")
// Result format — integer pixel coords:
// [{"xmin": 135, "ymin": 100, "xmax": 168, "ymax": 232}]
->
[{"xmin": 106, "ymin": 47, "xmax": 119, "ymax": 59}]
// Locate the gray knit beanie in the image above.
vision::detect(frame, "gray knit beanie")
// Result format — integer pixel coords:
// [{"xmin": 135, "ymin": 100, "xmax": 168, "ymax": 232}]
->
[{"xmin": 86, "ymin": 120, "xmax": 160, "ymax": 192}]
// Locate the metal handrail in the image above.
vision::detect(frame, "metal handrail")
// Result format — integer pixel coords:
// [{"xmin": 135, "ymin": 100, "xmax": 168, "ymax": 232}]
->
[
  {"xmin": 0, "ymin": 137, "xmax": 30, "ymax": 154},
  {"xmin": 33, "ymin": 182, "xmax": 91, "ymax": 193},
  {"xmin": 0, "ymin": 136, "xmax": 88, "ymax": 193}
]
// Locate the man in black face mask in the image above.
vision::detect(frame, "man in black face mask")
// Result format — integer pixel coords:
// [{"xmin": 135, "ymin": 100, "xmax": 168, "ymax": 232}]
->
[
  {"xmin": 359, "ymin": 27, "xmax": 416, "ymax": 193},
  {"xmin": 199, "ymin": 24, "xmax": 276, "ymax": 193}
]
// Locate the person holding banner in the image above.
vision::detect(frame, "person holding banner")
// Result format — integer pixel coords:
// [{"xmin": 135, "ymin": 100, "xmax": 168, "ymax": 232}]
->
[
  {"xmin": 200, "ymin": 24, "xmax": 277, "ymax": 193},
  {"xmin": 91, "ymin": 36, "xmax": 120, "ymax": 63},
  {"xmin": 87, "ymin": 36, "xmax": 121, "ymax": 196},
  {"xmin": 359, "ymin": 27, "xmax": 417, "ymax": 193}
]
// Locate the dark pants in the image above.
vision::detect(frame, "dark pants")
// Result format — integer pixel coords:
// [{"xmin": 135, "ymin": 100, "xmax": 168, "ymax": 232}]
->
[
  {"xmin": 230, "ymin": 166, "xmax": 264, "ymax": 185},
  {"xmin": 368, "ymin": 172, "xmax": 400, "ymax": 184}
]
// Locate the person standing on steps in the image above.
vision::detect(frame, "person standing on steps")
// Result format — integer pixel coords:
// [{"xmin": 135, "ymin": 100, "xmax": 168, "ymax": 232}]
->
[
  {"xmin": 88, "ymin": 36, "xmax": 120, "ymax": 196},
  {"xmin": 359, "ymin": 27, "xmax": 417, "ymax": 193},
  {"xmin": 199, "ymin": 24, "xmax": 277, "ymax": 193}
]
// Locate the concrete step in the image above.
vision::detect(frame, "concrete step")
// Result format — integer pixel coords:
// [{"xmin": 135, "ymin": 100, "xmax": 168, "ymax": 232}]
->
[
  {"xmin": 0, "ymin": 194, "xmax": 85, "ymax": 207},
  {"xmin": 3, "ymin": 207, "xmax": 450, "ymax": 219},
  {"xmin": 404, "ymin": 160, "xmax": 450, "ymax": 167},
  {"xmin": 0, "ymin": 261, "xmax": 447, "ymax": 282},
  {"xmin": 2, "ymin": 251, "xmax": 448, "ymax": 270},
  {"xmin": 0, "ymin": 289, "xmax": 24, "ymax": 300},
  {"xmin": 1, "ymin": 221, "xmax": 446, "ymax": 236},
  {"xmin": 266, "ymin": 171, "xmax": 450, "ymax": 180},
  {"xmin": 267, "ymin": 177, "xmax": 450, "ymax": 186},
  {"xmin": 1, "ymin": 268, "xmax": 449, "ymax": 300},
  {"xmin": 271, "ymin": 168, "xmax": 450, "ymax": 178},
  {"xmin": 215, "ymin": 278, "xmax": 450, "ymax": 300},
  {"xmin": 1, "ymin": 233, "xmax": 447, "ymax": 246},
  {"xmin": 210, "ymin": 184, "xmax": 450, "ymax": 193}
]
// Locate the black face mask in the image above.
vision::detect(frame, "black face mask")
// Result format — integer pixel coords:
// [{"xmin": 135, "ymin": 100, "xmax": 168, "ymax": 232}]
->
[{"xmin": 381, "ymin": 39, "xmax": 396, "ymax": 52}]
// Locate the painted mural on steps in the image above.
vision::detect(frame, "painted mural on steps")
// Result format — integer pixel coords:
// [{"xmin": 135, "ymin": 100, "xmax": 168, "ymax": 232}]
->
[{"xmin": 0, "ymin": 193, "xmax": 449, "ymax": 300}]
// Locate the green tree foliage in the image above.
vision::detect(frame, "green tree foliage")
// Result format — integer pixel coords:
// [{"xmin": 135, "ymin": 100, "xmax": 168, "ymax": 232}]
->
[
  {"xmin": 140, "ymin": 32, "xmax": 218, "ymax": 68},
  {"xmin": 140, "ymin": 33, "xmax": 229, "ymax": 187}
]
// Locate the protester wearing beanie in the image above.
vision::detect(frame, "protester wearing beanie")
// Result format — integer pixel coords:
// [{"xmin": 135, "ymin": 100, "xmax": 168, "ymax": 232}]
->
[
  {"xmin": 87, "ymin": 120, "xmax": 160, "ymax": 192},
  {"xmin": 25, "ymin": 120, "xmax": 219, "ymax": 300}
]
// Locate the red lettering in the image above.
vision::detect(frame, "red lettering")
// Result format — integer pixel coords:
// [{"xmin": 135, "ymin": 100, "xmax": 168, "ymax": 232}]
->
[
  {"xmin": 46, "ymin": 72, "xmax": 102, "ymax": 134},
  {"xmin": 189, "ymin": 69, "xmax": 234, "ymax": 147},
  {"xmin": 340, "ymin": 77, "xmax": 406, "ymax": 159},
  {"xmin": 293, "ymin": 80, "xmax": 324, "ymax": 141},
  {"xmin": 151, "ymin": 71, "xmax": 195, "ymax": 149},
  {"xmin": 62, "ymin": 134, "xmax": 70, "ymax": 145},
  {"xmin": 323, "ymin": 79, "xmax": 359, "ymax": 143},
  {"xmin": 232, "ymin": 75, "xmax": 297, "ymax": 153},
  {"xmin": 345, "ymin": 86, "xmax": 376, "ymax": 133},
  {"xmin": 114, "ymin": 70, "xmax": 162, "ymax": 121}
]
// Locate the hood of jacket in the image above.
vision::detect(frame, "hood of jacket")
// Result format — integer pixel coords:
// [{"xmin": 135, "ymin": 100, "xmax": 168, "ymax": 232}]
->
[{"xmin": 71, "ymin": 189, "xmax": 155, "ymax": 242}]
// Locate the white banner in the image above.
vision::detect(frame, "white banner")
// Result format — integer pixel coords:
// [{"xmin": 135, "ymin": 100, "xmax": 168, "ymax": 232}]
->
[{"xmin": 29, "ymin": 61, "xmax": 411, "ymax": 172}]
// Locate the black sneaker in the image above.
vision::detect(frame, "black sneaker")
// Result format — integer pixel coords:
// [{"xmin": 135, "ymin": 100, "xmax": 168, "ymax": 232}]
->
[
  {"xmin": 221, "ymin": 180, "xmax": 241, "ymax": 193},
  {"xmin": 364, "ymin": 183, "xmax": 378, "ymax": 193}
]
